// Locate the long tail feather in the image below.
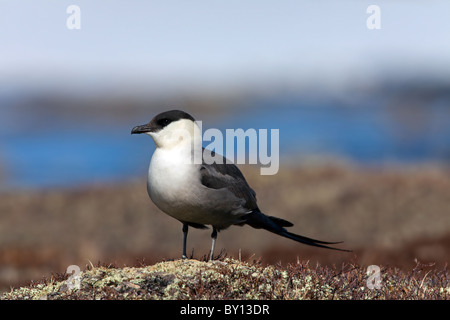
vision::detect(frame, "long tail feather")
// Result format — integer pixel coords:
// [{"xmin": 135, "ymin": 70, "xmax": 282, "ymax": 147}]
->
[
  {"xmin": 282, "ymin": 230, "xmax": 351, "ymax": 252},
  {"xmin": 244, "ymin": 211, "xmax": 351, "ymax": 252}
]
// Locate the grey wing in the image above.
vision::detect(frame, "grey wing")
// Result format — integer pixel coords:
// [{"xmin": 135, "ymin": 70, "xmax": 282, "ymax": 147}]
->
[{"xmin": 200, "ymin": 148, "xmax": 259, "ymax": 212}]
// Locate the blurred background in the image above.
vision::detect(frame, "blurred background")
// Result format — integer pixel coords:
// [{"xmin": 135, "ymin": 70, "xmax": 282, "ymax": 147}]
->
[{"xmin": 1, "ymin": 1, "xmax": 449, "ymax": 293}]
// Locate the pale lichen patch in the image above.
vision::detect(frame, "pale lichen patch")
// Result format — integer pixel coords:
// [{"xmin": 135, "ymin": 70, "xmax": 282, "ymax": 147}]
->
[{"xmin": 1, "ymin": 258, "xmax": 448, "ymax": 300}]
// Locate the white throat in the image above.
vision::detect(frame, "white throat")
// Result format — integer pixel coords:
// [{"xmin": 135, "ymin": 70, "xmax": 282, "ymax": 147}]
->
[{"xmin": 147, "ymin": 119, "xmax": 202, "ymax": 152}]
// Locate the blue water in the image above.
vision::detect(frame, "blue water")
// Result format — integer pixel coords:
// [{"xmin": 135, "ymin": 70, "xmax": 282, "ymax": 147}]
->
[
  {"xmin": 209, "ymin": 95, "xmax": 450, "ymax": 164},
  {"xmin": 1, "ymin": 94, "xmax": 449, "ymax": 190}
]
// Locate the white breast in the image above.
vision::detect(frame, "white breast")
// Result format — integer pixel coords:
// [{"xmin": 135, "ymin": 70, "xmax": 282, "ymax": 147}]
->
[
  {"xmin": 147, "ymin": 146, "xmax": 200, "ymax": 214},
  {"xmin": 146, "ymin": 145, "xmax": 249, "ymax": 228}
]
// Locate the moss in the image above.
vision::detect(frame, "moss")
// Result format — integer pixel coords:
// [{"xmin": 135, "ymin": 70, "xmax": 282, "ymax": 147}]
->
[{"xmin": 1, "ymin": 258, "xmax": 448, "ymax": 300}]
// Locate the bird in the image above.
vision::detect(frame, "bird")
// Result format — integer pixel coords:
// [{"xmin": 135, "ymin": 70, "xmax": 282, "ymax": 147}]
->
[{"xmin": 131, "ymin": 110, "xmax": 350, "ymax": 260}]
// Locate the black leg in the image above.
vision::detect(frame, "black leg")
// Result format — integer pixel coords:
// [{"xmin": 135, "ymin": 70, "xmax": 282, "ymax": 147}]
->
[
  {"xmin": 209, "ymin": 227, "xmax": 217, "ymax": 261},
  {"xmin": 182, "ymin": 223, "xmax": 188, "ymax": 259}
]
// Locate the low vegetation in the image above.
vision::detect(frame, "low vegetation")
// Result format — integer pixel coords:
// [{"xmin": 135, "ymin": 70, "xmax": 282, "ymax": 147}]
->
[
  {"xmin": 2, "ymin": 256, "xmax": 448, "ymax": 300},
  {"xmin": 1, "ymin": 165, "xmax": 449, "ymax": 298}
]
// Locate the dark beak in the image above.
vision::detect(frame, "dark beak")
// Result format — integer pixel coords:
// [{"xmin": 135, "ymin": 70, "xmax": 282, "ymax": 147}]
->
[{"xmin": 131, "ymin": 123, "xmax": 154, "ymax": 135}]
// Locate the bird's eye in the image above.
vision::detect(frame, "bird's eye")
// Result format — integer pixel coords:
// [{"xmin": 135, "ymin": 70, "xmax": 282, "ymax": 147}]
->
[{"xmin": 158, "ymin": 118, "xmax": 171, "ymax": 126}]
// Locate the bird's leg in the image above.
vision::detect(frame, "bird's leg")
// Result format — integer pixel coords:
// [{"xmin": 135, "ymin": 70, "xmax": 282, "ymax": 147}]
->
[
  {"xmin": 182, "ymin": 223, "xmax": 188, "ymax": 259},
  {"xmin": 209, "ymin": 227, "xmax": 217, "ymax": 261}
]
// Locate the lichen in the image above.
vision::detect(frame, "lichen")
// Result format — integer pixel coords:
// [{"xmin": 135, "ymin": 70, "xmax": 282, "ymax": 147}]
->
[{"xmin": 1, "ymin": 258, "xmax": 448, "ymax": 300}]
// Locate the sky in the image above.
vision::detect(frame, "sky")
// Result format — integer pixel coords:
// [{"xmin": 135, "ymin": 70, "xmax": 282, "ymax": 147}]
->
[
  {"xmin": 1, "ymin": 1, "xmax": 450, "ymax": 189},
  {"xmin": 1, "ymin": 0, "xmax": 450, "ymax": 95}
]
